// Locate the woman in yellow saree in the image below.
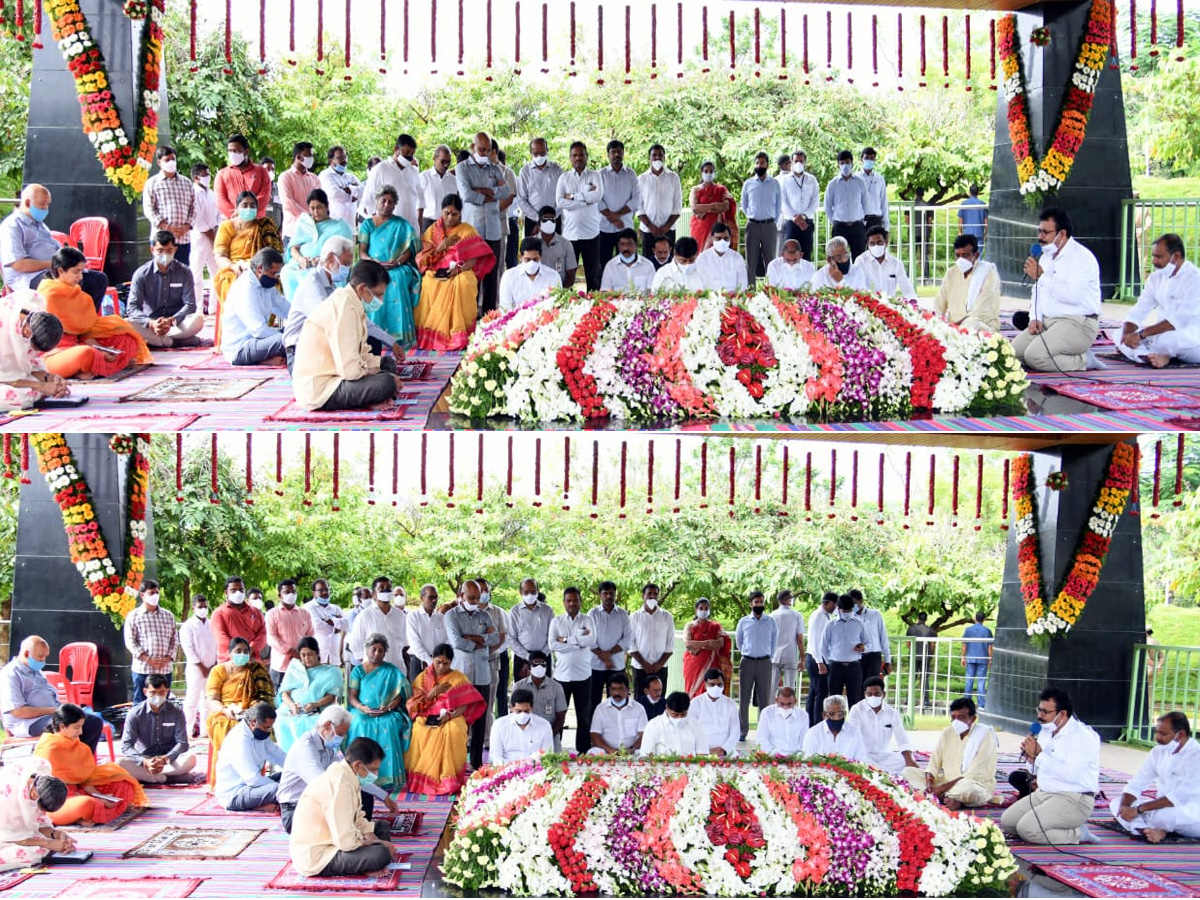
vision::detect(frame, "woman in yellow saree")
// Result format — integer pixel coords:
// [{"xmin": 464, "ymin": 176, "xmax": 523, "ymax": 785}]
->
[
  {"xmin": 204, "ymin": 636, "xmax": 276, "ymax": 785},
  {"xmin": 413, "ymin": 193, "xmax": 496, "ymax": 351},
  {"xmin": 213, "ymin": 190, "xmax": 283, "ymax": 347},
  {"xmin": 404, "ymin": 644, "xmax": 486, "ymax": 796}
]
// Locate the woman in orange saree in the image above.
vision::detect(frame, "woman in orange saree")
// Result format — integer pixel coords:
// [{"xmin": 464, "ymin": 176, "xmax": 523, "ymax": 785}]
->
[
  {"xmin": 413, "ymin": 194, "xmax": 497, "ymax": 351},
  {"xmin": 683, "ymin": 598, "xmax": 733, "ymax": 698},
  {"xmin": 404, "ymin": 644, "xmax": 486, "ymax": 795},
  {"xmin": 37, "ymin": 247, "xmax": 152, "ymax": 379},
  {"xmin": 34, "ymin": 705, "xmax": 147, "ymax": 826},
  {"xmin": 688, "ymin": 161, "xmax": 739, "ymax": 252}
]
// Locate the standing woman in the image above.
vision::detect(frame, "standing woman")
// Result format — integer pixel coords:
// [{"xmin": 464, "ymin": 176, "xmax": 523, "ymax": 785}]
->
[
  {"xmin": 358, "ymin": 185, "xmax": 422, "ymax": 349},
  {"xmin": 683, "ymin": 598, "xmax": 732, "ymax": 698},
  {"xmin": 689, "ymin": 161, "xmax": 739, "ymax": 252}
]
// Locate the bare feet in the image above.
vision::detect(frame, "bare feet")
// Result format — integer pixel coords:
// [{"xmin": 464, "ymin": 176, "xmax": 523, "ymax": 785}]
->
[
  {"xmin": 76, "ymin": 372, "xmax": 96, "ymax": 381},
  {"xmin": 944, "ymin": 798, "xmax": 962, "ymax": 811},
  {"xmin": 264, "ymin": 356, "xmax": 286, "ymax": 367},
  {"xmin": 1148, "ymin": 354, "xmax": 1171, "ymax": 369},
  {"xmin": 1144, "ymin": 827, "xmax": 1168, "ymax": 844}
]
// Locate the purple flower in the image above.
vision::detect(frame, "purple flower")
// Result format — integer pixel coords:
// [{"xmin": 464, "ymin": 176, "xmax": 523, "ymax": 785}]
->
[
  {"xmin": 788, "ymin": 775, "xmax": 878, "ymax": 887},
  {"xmin": 615, "ymin": 300, "xmax": 682, "ymax": 420},
  {"xmin": 606, "ymin": 776, "xmax": 666, "ymax": 892}
]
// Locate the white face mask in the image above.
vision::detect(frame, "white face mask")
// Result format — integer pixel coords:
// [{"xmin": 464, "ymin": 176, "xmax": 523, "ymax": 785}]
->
[
  {"xmin": 474, "ymin": 153, "xmax": 490, "ymax": 165},
  {"xmin": 1040, "ymin": 717, "xmax": 1059, "ymax": 736},
  {"xmin": 532, "ymin": 155, "xmax": 547, "ymax": 167},
  {"xmin": 865, "ymin": 695, "xmax": 883, "ymax": 709},
  {"xmin": 868, "ymin": 244, "xmax": 887, "ymax": 259},
  {"xmin": 228, "ymin": 151, "xmax": 246, "ymax": 166},
  {"xmin": 670, "ymin": 714, "xmax": 688, "ymax": 727},
  {"xmin": 530, "ymin": 665, "xmax": 547, "ymax": 679},
  {"xmin": 147, "ymin": 694, "xmax": 167, "ymax": 709},
  {"xmin": 706, "ymin": 684, "xmax": 723, "ymax": 699},
  {"xmin": 650, "ymin": 160, "xmax": 664, "ymax": 173},
  {"xmin": 780, "ymin": 708, "xmax": 794, "ymax": 719},
  {"xmin": 713, "ymin": 238, "xmax": 730, "ymax": 253},
  {"xmin": 955, "ymin": 256, "xmax": 975, "ymax": 275},
  {"xmin": 840, "ymin": 163, "xmax": 853, "ymax": 177},
  {"xmin": 951, "ymin": 718, "xmax": 971, "ymax": 736},
  {"xmin": 301, "ymin": 155, "xmax": 315, "ymax": 170},
  {"xmin": 1167, "ymin": 736, "xmax": 1183, "ymax": 752},
  {"xmin": 701, "ymin": 172, "xmax": 715, "ymax": 184},
  {"xmin": 462, "ymin": 601, "xmax": 478, "ymax": 613},
  {"xmin": 838, "ymin": 610, "xmax": 852, "ymax": 620},
  {"xmin": 376, "ymin": 591, "xmax": 393, "ymax": 604},
  {"xmin": 539, "ymin": 220, "xmax": 556, "ymax": 235},
  {"xmin": 522, "ymin": 593, "xmax": 538, "ymax": 606},
  {"xmin": 195, "ymin": 607, "xmax": 208, "ymax": 620},
  {"xmin": 228, "ymin": 591, "xmax": 245, "ymax": 605},
  {"xmin": 514, "ymin": 711, "xmax": 531, "ymax": 726},
  {"xmin": 143, "ymin": 593, "xmax": 160, "ymax": 607},
  {"xmin": 522, "ymin": 260, "xmax": 541, "ymax": 276},
  {"xmin": 793, "ymin": 164, "xmax": 805, "ymax": 175},
  {"xmin": 249, "ymin": 598, "xmax": 264, "ymax": 610},
  {"xmin": 696, "ymin": 609, "xmax": 710, "ymax": 620},
  {"xmin": 159, "ymin": 159, "xmax": 177, "ymax": 174},
  {"xmin": 197, "ymin": 175, "xmax": 211, "ymax": 187},
  {"xmin": 281, "ymin": 591, "xmax": 297, "ymax": 606},
  {"xmin": 644, "ymin": 598, "xmax": 658, "ymax": 611}
]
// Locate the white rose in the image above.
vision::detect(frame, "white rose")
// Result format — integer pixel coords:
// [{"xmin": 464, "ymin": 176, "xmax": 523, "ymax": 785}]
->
[
  {"xmin": 484, "ymin": 380, "xmax": 497, "ymax": 392},
  {"xmin": 477, "ymin": 854, "xmax": 489, "ymax": 865}
]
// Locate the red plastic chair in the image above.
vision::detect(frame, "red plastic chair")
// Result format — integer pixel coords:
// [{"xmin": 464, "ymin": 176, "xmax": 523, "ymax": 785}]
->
[
  {"xmin": 49, "ymin": 230, "xmax": 74, "ymax": 248},
  {"xmin": 68, "ymin": 217, "xmax": 109, "ymax": 270},
  {"xmin": 59, "ymin": 641, "xmax": 98, "ymax": 708},
  {"xmin": 45, "ymin": 663, "xmax": 116, "ymax": 762}
]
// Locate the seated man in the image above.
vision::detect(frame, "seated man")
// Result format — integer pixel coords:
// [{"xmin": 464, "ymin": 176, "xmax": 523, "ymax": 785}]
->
[
  {"xmin": 125, "ymin": 231, "xmax": 206, "ymax": 348},
  {"xmin": 278, "ymin": 704, "xmax": 394, "ymax": 834},
  {"xmin": 696, "ymin": 221, "xmax": 748, "ymax": 291},
  {"xmin": 637, "ymin": 673, "xmax": 666, "ymax": 721},
  {"xmin": 533, "ymin": 206, "xmax": 576, "ymax": 287},
  {"xmin": 499, "ymin": 238, "xmax": 561, "ymax": 311},
  {"xmin": 810, "ymin": 236, "xmax": 861, "ymax": 291},
  {"xmin": 510, "ymin": 650, "xmax": 568, "ymax": 753},
  {"xmin": 290, "ymin": 736, "xmax": 396, "ymax": 878},
  {"xmin": 117, "ymin": 673, "xmax": 198, "ymax": 784},
  {"xmin": 490, "ymin": 688, "xmax": 553, "ymax": 763},
  {"xmin": 847, "ymin": 676, "xmax": 916, "ymax": 775},
  {"xmin": 1, "ymin": 184, "xmax": 108, "ymax": 308},
  {"xmin": 214, "ymin": 701, "xmax": 287, "ymax": 811},
  {"xmin": 650, "ymin": 234, "xmax": 673, "ymax": 270},
  {"xmin": 221, "ymin": 247, "xmax": 289, "ymax": 366},
  {"xmin": 1111, "ymin": 711, "xmax": 1200, "ymax": 843},
  {"xmin": 293, "ymin": 259, "xmax": 402, "ymax": 412},
  {"xmin": 0, "ymin": 635, "xmax": 103, "ymax": 753},
  {"xmin": 1118, "ymin": 234, "xmax": 1200, "ymax": 368},
  {"xmin": 904, "ymin": 697, "xmax": 997, "ymax": 810},
  {"xmin": 932, "ymin": 234, "xmax": 1000, "ymax": 332},
  {"xmin": 802, "ymin": 694, "xmax": 864, "ymax": 761},
  {"xmin": 588, "ymin": 672, "xmax": 648, "ymax": 755},
  {"xmin": 1001, "ymin": 687, "xmax": 1100, "ymax": 844},
  {"xmin": 766, "ymin": 238, "xmax": 816, "ymax": 291},
  {"xmin": 850, "ymin": 226, "xmax": 917, "ymax": 300},
  {"xmin": 639, "ymin": 691, "xmax": 710, "ymax": 756},
  {"xmin": 600, "ymin": 228, "xmax": 657, "ymax": 291},
  {"xmin": 651, "ymin": 237, "xmax": 708, "ymax": 292},
  {"xmin": 688, "ymin": 668, "xmax": 739, "ymax": 758},
  {"xmin": 756, "ymin": 686, "xmax": 808, "ymax": 756}
]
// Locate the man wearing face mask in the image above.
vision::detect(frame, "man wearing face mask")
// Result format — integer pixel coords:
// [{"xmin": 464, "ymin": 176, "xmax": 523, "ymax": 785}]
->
[
  {"xmin": 0, "ymin": 185, "xmax": 107, "ymax": 309},
  {"xmin": 455, "ymin": 133, "xmax": 509, "ymax": 312},
  {"xmin": 304, "ymin": 579, "xmax": 346, "ymax": 666},
  {"xmin": 510, "ymin": 649, "xmax": 568, "ymax": 751},
  {"xmin": 490, "ymin": 688, "xmax": 554, "ymax": 763},
  {"xmin": 142, "ymin": 145, "xmax": 196, "ymax": 266},
  {"xmin": 818, "ymin": 594, "xmax": 867, "ymax": 708},
  {"xmin": 498, "ymin": 239, "xmax": 561, "ymax": 311},
  {"xmin": 476, "ymin": 581, "xmax": 510, "ymax": 734},
  {"xmin": 779, "ymin": 151, "xmax": 820, "ymax": 261},
  {"xmin": 214, "ymin": 701, "xmax": 287, "ymax": 811},
  {"xmin": 1001, "ymin": 687, "xmax": 1101, "ymax": 845},
  {"xmin": 508, "ymin": 578, "xmax": 554, "ymax": 682},
  {"xmin": 210, "ymin": 576, "xmax": 268, "ymax": 664},
  {"xmin": 126, "ymin": 231, "xmax": 205, "ymax": 348},
  {"xmin": 189, "ymin": 164, "xmax": 220, "ymax": 311},
  {"xmin": 802, "ymin": 694, "xmax": 864, "ymax": 760},
  {"xmin": 403, "ymin": 585, "xmax": 447, "ymax": 683},
  {"xmin": 637, "ymin": 144, "xmax": 683, "ymax": 260},
  {"xmin": 180, "ymin": 595, "xmax": 217, "ymax": 738},
  {"xmin": 588, "ymin": 673, "xmax": 647, "ymax": 755},
  {"xmin": 824, "ymin": 150, "xmax": 869, "ymax": 261},
  {"xmin": 1111, "ymin": 711, "xmax": 1200, "ymax": 842},
  {"xmin": 806, "ymin": 592, "xmax": 838, "ymax": 727},
  {"xmin": 740, "ymin": 151, "xmax": 781, "ymax": 284},
  {"xmin": 124, "ymin": 578, "xmax": 180, "ymax": 704},
  {"xmin": 905, "ymin": 696, "xmax": 997, "ymax": 810},
  {"xmin": 1, "ymin": 636, "xmax": 103, "ymax": 752},
  {"xmin": 850, "ymin": 227, "xmax": 918, "ymax": 301},
  {"xmin": 600, "ymin": 229, "xmax": 656, "ymax": 291},
  {"xmin": 1013, "ymin": 206, "xmax": 1102, "ymax": 373},
  {"xmin": 1119, "ymin": 234, "xmax": 1200, "ymax": 367},
  {"xmin": 518, "ymin": 138, "xmax": 563, "ymax": 238},
  {"xmin": 756, "ymin": 687, "xmax": 808, "ymax": 756},
  {"xmin": 697, "ymin": 222, "xmax": 749, "ymax": 291},
  {"xmin": 278, "ymin": 141, "xmax": 321, "ymax": 246},
  {"xmin": 265, "ymin": 578, "xmax": 316, "ymax": 691},
  {"xmin": 587, "ymin": 580, "xmax": 632, "ymax": 713},
  {"xmin": 417, "ymin": 145, "xmax": 455, "ymax": 233},
  {"xmin": 347, "ymin": 577, "xmax": 409, "ymax": 670},
  {"xmin": 933, "ymin": 234, "xmax": 1001, "ymax": 332},
  {"xmin": 220, "ymin": 247, "xmax": 288, "ymax": 366},
  {"xmin": 735, "ymin": 591, "xmax": 778, "ymax": 742},
  {"xmin": 361, "ymin": 134, "xmax": 422, "ymax": 233},
  {"xmin": 847, "ymin": 676, "xmax": 916, "ymax": 775},
  {"xmin": 319, "ymin": 146, "xmax": 364, "ymax": 231},
  {"xmin": 651, "ymin": 237, "xmax": 708, "ymax": 292},
  {"xmin": 850, "ymin": 588, "xmax": 891, "ymax": 680},
  {"xmin": 859, "ymin": 148, "xmax": 889, "ymax": 232},
  {"xmin": 811, "ymin": 236, "xmax": 862, "ymax": 291},
  {"xmin": 444, "ymin": 580, "xmax": 500, "ymax": 769},
  {"xmin": 531, "ymin": 206, "xmax": 575, "ymax": 287},
  {"xmin": 690, "ymin": 669, "xmax": 740, "ymax": 757},
  {"xmin": 629, "ymin": 582, "xmax": 675, "ymax": 698},
  {"xmin": 770, "ymin": 590, "xmax": 805, "ymax": 693},
  {"xmin": 639, "ymin": 691, "xmax": 710, "ymax": 755},
  {"xmin": 556, "ymin": 141, "xmax": 605, "ymax": 291},
  {"xmin": 118, "ymin": 674, "xmax": 197, "ymax": 785},
  {"xmin": 766, "ymin": 239, "xmax": 816, "ymax": 291},
  {"xmin": 214, "ymin": 133, "xmax": 271, "ymax": 220}
]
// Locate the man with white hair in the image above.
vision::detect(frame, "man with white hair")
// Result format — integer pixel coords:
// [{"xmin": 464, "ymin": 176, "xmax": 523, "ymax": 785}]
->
[
  {"xmin": 277, "ymin": 704, "xmax": 396, "ymax": 834},
  {"xmin": 811, "ymin": 236, "xmax": 863, "ymax": 291},
  {"xmin": 802, "ymin": 694, "xmax": 864, "ymax": 761},
  {"xmin": 0, "ymin": 635, "xmax": 104, "ymax": 752},
  {"xmin": 1, "ymin": 184, "xmax": 109, "ymax": 306}
]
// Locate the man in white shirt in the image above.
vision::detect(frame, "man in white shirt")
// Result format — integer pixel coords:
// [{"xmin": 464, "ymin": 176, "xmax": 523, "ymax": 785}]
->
[
  {"xmin": 860, "ymin": 147, "xmax": 889, "ymax": 232},
  {"xmin": 517, "ymin": 138, "xmax": 563, "ymax": 237},
  {"xmin": 179, "ymin": 594, "xmax": 217, "ymax": 738},
  {"xmin": 651, "ymin": 237, "xmax": 708, "ymax": 292},
  {"xmin": 508, "ymin": 578, "xmax": 554, "ymax": 680},
  {"xmin": 825, "ymin": 150, "xmax": 869, "ymax": 260},
  {"xmin": 499, "ymin": 238, "xmax": 561, "ymax": 311},
  {"xmin": 490, "ymin": 688, "xmax": 553, "ymax": 764},
  {"xmin": 767, "ymin": 239, "xmax": 816, "ymax": 291},
  {"xmin": 637, "ymin": 143, "xmax": 683, "ymax": 260},
  {"xmin": 189, "ymin": 163, "xmax": 221, "ymax": 312},
  {"xmin": 588, "ymin": 672, "xmax": 647, "ymax": 754},
  {"xmin": 690, "ymin": 669, "xmax": 740, "ymax": 757},
  {"xmin": 851, "ymin": 227, "xmax": 917, "ymax": 300},
  {"xmin": 404, "ymin": 585, "xmax": 446, "ymax": 683},
  {"xmin": 549, "ymin": 587, "xmax": 597, "ymax": 754},
  {"xmin": 304, "ymin": 579, "xmax": 347, "ymax": 667},
  {"xmin": 1012, "ymin": 206, "xmax": 1103, "ymax": 372},
  {"xmin": 1111, "ymin": 711, "xmax": 1200, "ymax": 842},
  {"xmin": 904, "ymin": 697, "xmax": 998, "ymax": 809},
  {"xmin": 418, "ymin": 146, "xmax": 455, "ymax": 233},
  {"xmin": 318, "ymin": 146, "xmax": 363, "ymax": 230},
  {"xmin": 779, "ymin": 150, "xmax": 820, "ymax": 261},
  {"xmin": 598, "ymin": 139, "xmax": 642, "ymax": 265},
  {"xmin": 1001, "ymin": 687, "xmax": 1101, "ymax": 845},
  {"xmin": 697, "ymin": 222, "xmax": 749, "ymax": 291},
  {"xmin": 805, "ymin": 592, "xmax": 837, "ymax": 726},
  {"xmin": 360, "ymin": 134, "xmax": 421, "ymax": 232},
  {"xmin": 933, "ymin": 234, "xmax": 1001, "ymax": 332},
  {"xmin": 214, "ymin": 702, "xmax": 287, "ymax": 810},
  {"xmin": 639, "ymin": 691, "xmax": 710, "ymax": 756},
  {"xmin": 556, "ymin": 142, "xmax": 604, "ymax": 291},
  {"xmin": 600, "ymin": 228, "xmax": 656, "ymax": 292},
  {"xmin": 345, "ymin": 578, "xmax": 408, "ymax": 669},
  {"xmin": 770, "ymin": 590, "xmax": 805, "ymax": 691},
  {"xmin": 811, "ymin": 237, "xmax": 863, "ymax": 292},
  {"xmin": 1119, "ymin": 234, "xmax": 1200, "ymax": 366},
  {"xmin": 802, "ymin": 695, "xmax": 864, "ymax": 761},
  {"xmin": 629, "ymin": 582, "xmax": 675, "ymax": 697},
  {"xmin": 756, "ymin": 687, "xmax": 808, "ymax": 756},
  {"xmin": 847, "ymin": 677, "xmax": 916, "ymax": 775}
]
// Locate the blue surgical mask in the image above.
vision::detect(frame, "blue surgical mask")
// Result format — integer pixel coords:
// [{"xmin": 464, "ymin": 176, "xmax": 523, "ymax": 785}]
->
[
  {"xmin": 231, "ymin": 652, "xmax": 251, "ymax": 667},
  {"xmin": 323, "ymin": 733, "xmax": 344, "ymax": 751},
  {"xmin": 333, "ymin": 164, "xmax": 347, "ymax": 174},
  {"xmin": 863, "ymin": 160, "xmax": 876, "ymax": 172},
  {"xmin": 26, "ymin": 656, "xmax": 46, "ymax": 672},
  {"xmin": 358, "ymin": 769, "xmax": 379, "ymax": 786},
  {"xmin": 317, "ymin": 596, "xmax": 331, "ymax": 606},
  {"xmin": 334, "ymin": 263, "xmax": 350, "ymax": 285},
  {"xmin": 619, "ymin": 252, "xmax": 636, "ymax": 264},
  {"xmin": 28, "ymin": 206, "xmax": 49, "ymax": 223},
  {"xmin": 480, "ymin": 591, "xmax": 491, "ymax": 604},
  {"xmin": 840, "ymin": 164, "xmax": 853, "ymax": 177},
  {"xmin": 238, "ymin": 207, "xmax": 257, "ymax": 222},
  {"xmin": 363, "ymin": 293, "xmax": 383, "ymax": 315},
  {"xmin": 611, "ymin": 697, "xmax": 628, "ymax": 708}
]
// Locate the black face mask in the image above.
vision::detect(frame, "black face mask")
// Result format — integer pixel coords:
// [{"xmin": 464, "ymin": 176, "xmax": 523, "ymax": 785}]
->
[
  {"xmin": 752, "ymin": 606, "xmax": 764, "ymax": 617},
  {"xmin": 251, "ymin": 727, "xmax": 272, "ymax": 741},
  {"xmin": 836, "ymin": 260, "xmax": 851, "ymax": 274},
  {"xmin": 827, "ymin": 718, "xmax": 845, "ymax": 734}
]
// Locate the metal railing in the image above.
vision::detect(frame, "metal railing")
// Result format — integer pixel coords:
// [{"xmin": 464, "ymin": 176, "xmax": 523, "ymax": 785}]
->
[
  {"xmin": 1117, "ymin": 198, "xmax": 1200, "ymax": 300},
  {"xmin": 1122, "ymin": 642, "xmax": 1200, "ymax": 746}
]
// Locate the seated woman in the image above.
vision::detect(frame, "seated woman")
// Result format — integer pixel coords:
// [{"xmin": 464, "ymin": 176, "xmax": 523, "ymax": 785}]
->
[
  {"xmin": 281, "ymin": 188, "xmax": 354, "ymax": 302},
  {"xmin": 404, "ymin": 643, "xmax": 486, "ymax": 796},
  {"xmin": 205, "ymin": 636, "xmax": 275, "ymax": 786},
  {"xmin": 37, "ymin": 247, "xmax": 152, "ymax": 380},
  {"xmin": 0, "ymin": 291, "xmax": 69, "ymax": 412},
  {"xmin": 34, "ymin": 704, "xmax": 148, "ymax": 826},
  {"xmin": 0, "ymin": 757, "xmax": 73, "ymax": 871},
  {"xmin": 275, "ymin": 635, "xmax": 345, "ymax": 752},
  {"xmin": 213, "ymin": 190, "xmax": 284, "ymax": 347},
  {"xmin": 358, "ymin": 185, "xmax": 422, "ymax": 348},
  {"xmin": 347, "ymin": 633, "xmax": 412, "ymax": 792},
  {"xmin": 689, "ymin": 161, "xmax": 739, "ymax": 252},
  {"xmin": 413, "ymin": 194, "xmax": 496, "ymax": 351}
]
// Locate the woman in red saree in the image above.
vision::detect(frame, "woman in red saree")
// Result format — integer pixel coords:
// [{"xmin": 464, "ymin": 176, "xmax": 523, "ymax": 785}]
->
[
  {"xmin": 683, "ymin": 598, "xmax": 733, "ymax": 698},
  {"xmin": 689, "ymin": 161, "xmax": 739, "ymax": 252},
  {"xmin": 404, "ymin": 643, "xmax": 486, "ymax": 795},
  {"xmin": 413, "ymin": 194, "xmax": 497, "ymax": 351}
]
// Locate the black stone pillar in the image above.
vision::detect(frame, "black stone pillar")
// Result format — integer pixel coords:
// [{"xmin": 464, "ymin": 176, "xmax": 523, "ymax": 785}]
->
[
  {"xmin": 11, "ymin": 434, "xmax": 157, "ymax": 710},
  {"xmin": 989, "ymin": 1, "xmax": 1133, "ymax": 299},
  {"xmin": 982, "ymin": 441, "xmax": 1143, "ymax": 741}
]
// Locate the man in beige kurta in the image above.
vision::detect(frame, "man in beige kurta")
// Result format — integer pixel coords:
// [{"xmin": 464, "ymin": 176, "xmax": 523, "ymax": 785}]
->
[
  {"xmin": 904, "ymin": 697, "xmax": 997, "ymax": 809},
  {"xmin": 933, "ymin": 235, "xmax": 1001, "ymax": 333}
]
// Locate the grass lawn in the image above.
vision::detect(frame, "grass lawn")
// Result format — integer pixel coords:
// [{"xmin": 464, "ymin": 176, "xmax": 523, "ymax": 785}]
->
[
  {"xmin": 1133, "ymin": 175, "xmax": 1200, "ymax": 200},
  {"xmin": 1146, "ymin": 604, "xmax": 1200, "ymax": 647}
]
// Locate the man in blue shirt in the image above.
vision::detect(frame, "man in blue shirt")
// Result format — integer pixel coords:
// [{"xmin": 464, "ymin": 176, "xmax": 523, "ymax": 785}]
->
[
  {"xmin": 957, "ymin": 184, "xmax": 988, "ymax": 250},
  {"xmin": 961, "ymin": 611, "xmax": 993, "ymax": 709},
  {"xmin": 220, "ymin": 248, "xmax": 288, "ymax": 366},
  {"xmin": 740, "ymin": 151, "xmax": 782, "ymax": 284},
  {"xmin": 819, "ymin": 594, "xmax": 867, "ymax": 708},
  {"xmin": 735, "ymin": 591, "xmax": 778, "ymax": 742}
]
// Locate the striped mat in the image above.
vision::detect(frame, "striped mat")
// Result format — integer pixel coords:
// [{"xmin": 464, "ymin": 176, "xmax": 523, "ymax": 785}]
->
[{"xmin": 680, "ymin": 408, "xmax": 1196, "ymax": 433}]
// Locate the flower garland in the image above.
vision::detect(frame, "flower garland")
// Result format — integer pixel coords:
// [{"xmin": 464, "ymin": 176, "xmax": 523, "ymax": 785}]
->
[
  {"xmin": 557, "ymin": 298, "xmax": 619, "ymax": 418},
  {"xmin": 31, "ymin": 433, "xmax": 151, "ymax": 626},
  {"xmin": 997, "ymin": 0, "xmax": 1113, "ymax": 207},
  {"xmin": 547, "ymin": 775, "xmax": 607, "ymax": 894},
  {"xmin": 705, "ymin": 780, "xmax": 765, "ymax": 879}
]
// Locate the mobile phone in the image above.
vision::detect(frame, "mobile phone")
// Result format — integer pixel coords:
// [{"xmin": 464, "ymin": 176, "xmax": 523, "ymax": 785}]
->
[{"xmin": 35, "ymin": 396, "xmax": 89, "ymax": 409}]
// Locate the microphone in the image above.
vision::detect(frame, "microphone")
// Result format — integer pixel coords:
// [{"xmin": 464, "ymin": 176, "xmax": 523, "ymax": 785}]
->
[
  {"xmin": 1021, "ymin": 242, "xmax": 1043, "ymax": 286},
  {"xmin": 1019, "ymin": 720, "xmax": 1042, "ymax": 763}
]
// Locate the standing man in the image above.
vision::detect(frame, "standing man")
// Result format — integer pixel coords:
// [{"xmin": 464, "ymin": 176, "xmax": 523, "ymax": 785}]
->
[
  {"xmin": 477, "ymin": 581, "xmax": 509, "ymax": 733},
  {"xmin": 597, "ymin": 139, "xmax": 642, "ymax": 265},
  {"xmin": 957, "ymin": 183, "xmax": 988, "ymax": 247},
  {"xmin": 735, "ymin": 591, "xmax": 778, "ymax": 742},
  {"xmin": 180, "ymin": 594, "xmax": 217, "ymax": 738},
  {"xmin": 805, "ymin": 592, "xmax": 837, "ymax": 726},
  {"xmin": 637, "ymin": 144, "xmax": 682, "ymax": 261},
  {"xmin": 556, "ymin": 142, "xmax": 604, "ymax": 291},
  {"xmin": 404, "ymin": 585, "xmax": 447, "ymax": 684},
  {"xmin": 123, "ymin": 578, "xmax": 179, "ymax": 704},
  {"xmin": 507, "ymin": 578, "xmax": 554, "ymax": 681},
  {"xmin": 549, "ymin": 587, "xmax": 597, "ymax": 754},
  {"xmin": 905, "ymin": 612, "xmax": 936, "ymax": 710},
  {"xmin": 962, "ymin": 611, "xmax": 993, "ymax": 710},
  {"xmin": 419, "ymin": 145, "xmax": 455, "ymax": 233},
  {"xmin": 860, "ymin": 147, "xmax": 889, "ymax": 232},
  {"xmin": 266, "ymin": 579, "xmax": 315, "ymax": 691},
  {"xmin": 304, "ymin": 579, "xmax": 347, "ymax": 666},
  {"xmin": 629, "ymin": 583, "xmax": 675, "ymax": 698},
  {"xmin": 126, "ymin": 231, "xmax": 206, "ymax": 348},
  {"xmin": 319, "ymin": 146, "xmax": 363, "ymax": 230},
  {"xmin": 851, "ymin": 588, "xmax": 891, "ymax": 680},
  {"xmin": 824, "ymin": 150, "xmax": 868, "ymax": 261},
  {"xmin": 516, "ymin": 138, "xmax": 563, "ymax": 237},
  {"xmin": 740, "ymin": 151, "xmax": 781, "ymax": 284},
  {"xmin": 189, "ymin": 163, "xmax": 220, "ymax": 312},
  {"xmin": 779, "ymin": 150, "xmax": 820, "ymax": 261},
  {"xmin": 770, "ymin": 590, "xmax": 805, "ymax": 693},
  {"xmin": 443, "ymin": 580, "xmax": 499, "ymax": 769},
  {"xmin": 819, "ymin": 594, "xmax": 867, "ymax": 709},
  {"xmin": 456, "ymin": 133, "xmax": 510, "ymax": 313},
  {"xmin": 213, "ymin": 133, "xmax": 272, "ymax": 220},
  {"xmin": 346, "ymin": 578, "xmax": 408, "ymax": 670},
  {"xmin": 278, "ymin": 142, "xmax": 321, "ymax": 246},
  {"xmin": 588, "ymin": 580, "xmax": 632, "ymax": 715},
  {"xmin": 210, "ymin": 576, "xmax": 267, "ymax": 664},
  {"xmin": 142, "ymin": 146, "xmax": 196, "ymax": 266},
  {"xmin": 361, "ymin": 134, "xmax": 422, "ymax": 232}
]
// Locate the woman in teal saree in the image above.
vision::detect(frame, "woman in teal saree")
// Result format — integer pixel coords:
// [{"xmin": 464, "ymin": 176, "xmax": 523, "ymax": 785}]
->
[
  {"xmin": 347, "ymin": 633, "xmax": 412, "ymax": 790},
  {"xmin": 274, "ymin": 636, "xmax": 345, "ymax": 752}
]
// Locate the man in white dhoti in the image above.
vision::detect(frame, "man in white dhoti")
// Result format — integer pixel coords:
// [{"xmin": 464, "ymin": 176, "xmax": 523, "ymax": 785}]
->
[
  {"xmin": 848, "ymin": 676, "xmax": 916, "ymax": 775},
  {"xmin": 1118, "ymin": 234, "xmax": 1200, "ymax": 367},
  {"xmin": 1111, "ymin": 711, "xmax": 1200, "ymax": 843},
  {"xmin": 904, "ymin": 696, "xmax": 997, "ymax": 810}
]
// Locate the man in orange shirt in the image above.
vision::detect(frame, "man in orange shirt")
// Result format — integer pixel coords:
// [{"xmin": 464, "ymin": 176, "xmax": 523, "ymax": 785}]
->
[
  {"xmin": 265, "ymin": 578, "xmax": 315, "ymax": 690},
  {"xmin": 214, "ymin": 134, "xmax": 272, "ymax": 221},
  {"xmin": 210, "ymin": 575, "xmax": 267, "ymax": 663},
  {"xmin": 278, "ymin": 141, "xmax": 321, "ymax": 244}
]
